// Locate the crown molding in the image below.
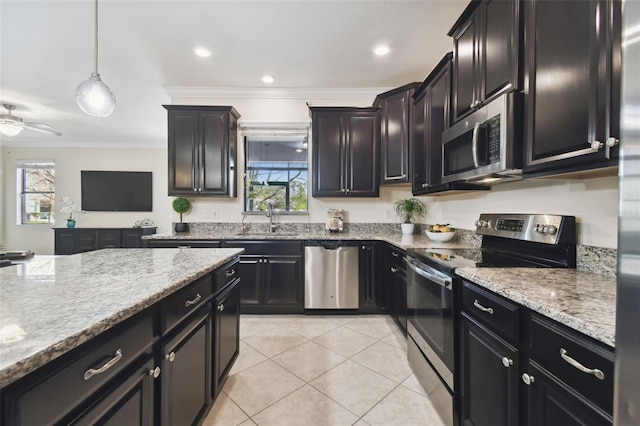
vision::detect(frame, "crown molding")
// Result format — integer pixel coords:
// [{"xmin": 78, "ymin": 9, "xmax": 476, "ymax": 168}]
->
[{"xmin": 163, "ymin": 86, "xmax": 393, "ymax": 100}]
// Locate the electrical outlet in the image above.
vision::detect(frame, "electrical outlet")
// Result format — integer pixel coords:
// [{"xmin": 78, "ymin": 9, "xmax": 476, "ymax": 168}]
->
[
  {"xmin": 203, "ymin": 209, "xmax": 210, "ymax": 218},
  {"xmin": 385, "ymin": 210, "xmax": 392, "ymax": 220},
  {"xmin": 212, "ymin": 209, "xmax": 219, "ymax": 219}
]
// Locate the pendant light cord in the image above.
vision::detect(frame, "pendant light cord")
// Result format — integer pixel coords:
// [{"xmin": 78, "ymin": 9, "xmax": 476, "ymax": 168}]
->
[{"xmin": 94, "ymin": 0, "xmax": 99, "ymax": 74}]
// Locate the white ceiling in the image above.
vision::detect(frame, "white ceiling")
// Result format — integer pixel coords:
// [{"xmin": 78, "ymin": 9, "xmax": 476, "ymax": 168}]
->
[{"xmin": 0, "ymin": 0, "xmax": 468, "ymax": 148}]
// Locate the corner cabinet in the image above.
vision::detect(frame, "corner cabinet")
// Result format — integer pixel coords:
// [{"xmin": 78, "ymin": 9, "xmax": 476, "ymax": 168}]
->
[
  {"xmin": 373, "ymin": 83, "xmax": 419, "ymax": 184},
  {"xmin": 522, "ymin": 0, "xmax": 621, "ymax": 177},
  {"xmin": 310, "ymin": 107, "xmax": 380, "ymax": 197},
  {"xmin": 449, "ymin": 0, "xmax": 521, "ymax": 123},
  {"xmin": 411, "ymin": 53, "xmax": 453, "ymax": 195},
  {"xmin": 164, "ymin": 105, "xmax": 240, "ymax": 197}
]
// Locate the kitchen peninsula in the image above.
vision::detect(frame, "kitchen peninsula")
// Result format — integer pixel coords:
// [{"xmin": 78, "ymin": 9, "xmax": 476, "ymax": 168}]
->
[{"xmin": 0, "ymin": 248, "xmax": 243, "ymax": 425}]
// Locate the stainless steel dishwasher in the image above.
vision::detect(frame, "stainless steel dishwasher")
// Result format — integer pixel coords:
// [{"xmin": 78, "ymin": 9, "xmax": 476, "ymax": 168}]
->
[{"xmin": 304, "ymin": 241, "xmax": 359, "ymax": 309}]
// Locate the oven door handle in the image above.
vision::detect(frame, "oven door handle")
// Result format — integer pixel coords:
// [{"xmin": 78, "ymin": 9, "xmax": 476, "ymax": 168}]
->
[{"xmin": 404, "ymin": 258, "xmax": 452, "ymax": 289}]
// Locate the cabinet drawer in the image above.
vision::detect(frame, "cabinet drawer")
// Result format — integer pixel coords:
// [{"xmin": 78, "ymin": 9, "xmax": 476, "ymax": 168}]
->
[
  {"xmin": 223, "ymin": 240, "xmax": 302, "ymax": 255},
  {"xmin": 461, "ymin": 280, "xmax": 520, "ymax": 343},
  {"xmin": 161, "ymin": 274, "xmax": 213, "ymax": 334},
  {"xmin": 8, "ymin": 311, "xmax": 153, "ymax": 425},
  {"xmin": 215, "ymin": 257, "xmax": 240, "ymax": 292},
  {"xmin": 149, "ymin": 240, "xmax": 221, "ymax": 248},
  {"xmin": 530, "ymin": 314, "xmax": 614, "ymax": 415}
]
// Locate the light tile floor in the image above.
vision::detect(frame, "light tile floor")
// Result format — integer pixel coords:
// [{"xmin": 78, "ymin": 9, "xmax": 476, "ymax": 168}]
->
[{"xmin": 202, "ymin": 315, "xmax": 446, "ymax": 426}]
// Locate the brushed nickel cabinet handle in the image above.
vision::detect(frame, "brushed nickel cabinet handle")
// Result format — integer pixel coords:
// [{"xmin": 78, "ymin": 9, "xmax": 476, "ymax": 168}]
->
[
  {"xmin": 501, "ymin": 357, "xmax": 513, "ymax": 368},
  {"xmin": 522, "ymin": 373, "xmax": 535, "ymax": 385},
  {"xmin": 473, "ymin": 299, "xmax": 494, "ymax": 315},
  {"xmin": 217, "ymin": 304, "xmax": 225, "ymax": 311},
  {"xmin": 225, "ymin": 269, "xmax": 236, "ymax": 277},
  {"xmin": 149, "ymin": 367, "xmax": 161, "ymax": 378},
  {"xmin": 185, "ymin": 293, "xmax": 202, "ymax": 307},
  {"xmin": 165, "ymin": 351, "xmax": 176, "ymax": 362},
  {"xmin": 84, "ymin": 349, "xmax": 123, "ymax": 380},
  {"xmin": 560, "ymin": 348, "xmax": 605, "ymax": 380}
]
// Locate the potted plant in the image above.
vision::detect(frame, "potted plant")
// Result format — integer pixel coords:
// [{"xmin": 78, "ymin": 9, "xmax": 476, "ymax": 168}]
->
[
  {"xmin": 172, "ymin": 197, "xmax": 191, "ymax": 233},
  {"xmin": 394, "ymin": 197, "xmax": 426, "ymax": 235}
]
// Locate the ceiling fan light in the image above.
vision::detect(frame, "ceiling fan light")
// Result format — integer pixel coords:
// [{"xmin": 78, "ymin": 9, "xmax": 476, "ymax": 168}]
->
[
  {"xmin": 0, "ymin": 122, "xmax": 24, "ymax": 137},
  {"xmin": 75, "ymin": 72, "xmax": 116, "ymax": 117}
]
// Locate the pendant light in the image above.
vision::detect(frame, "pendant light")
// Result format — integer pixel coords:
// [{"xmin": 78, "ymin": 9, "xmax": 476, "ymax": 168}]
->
[{"xmin": 75, "ymin": 0, "xmax": 116, "ymax": 117}]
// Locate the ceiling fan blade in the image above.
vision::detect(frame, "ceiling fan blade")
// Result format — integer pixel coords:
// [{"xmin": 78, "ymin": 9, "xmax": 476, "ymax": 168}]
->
[{"xmin": 23, "ymin": 122, "xmax": 62, "ymax": 136}]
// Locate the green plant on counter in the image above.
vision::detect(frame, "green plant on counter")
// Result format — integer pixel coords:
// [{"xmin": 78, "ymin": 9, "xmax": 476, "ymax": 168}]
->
[
  {"xmin": 172, "ymin": 197, "xmax": 191, "ymax": 223},
  {"xmin": 393, "ymin": 198, "xmax": 426, "ymax": 224}
]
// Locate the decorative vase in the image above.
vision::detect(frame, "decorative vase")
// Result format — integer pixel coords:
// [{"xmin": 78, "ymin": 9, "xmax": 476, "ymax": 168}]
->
[
  {"xmin": 66, "ymin": 219, "xmax": 76, "ymax": 228},
  {"xmin": 175, "ymin": 222, "xmax": 189, "ymax": 233},
  {"xmin": 401, "ymin": 223, "xmax": 414, "ymax": 235}
]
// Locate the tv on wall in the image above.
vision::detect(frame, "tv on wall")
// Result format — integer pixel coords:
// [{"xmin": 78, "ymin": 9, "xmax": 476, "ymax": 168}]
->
[{"xmin": 81, "ymin": 171, "xmax": 153, "ymax": 212}]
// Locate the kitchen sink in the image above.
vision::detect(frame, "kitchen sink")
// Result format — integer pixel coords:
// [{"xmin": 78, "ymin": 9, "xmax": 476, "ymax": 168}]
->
[{"xmin": 234, "ymin": 231, "xmax": 300, "ymax": 237}]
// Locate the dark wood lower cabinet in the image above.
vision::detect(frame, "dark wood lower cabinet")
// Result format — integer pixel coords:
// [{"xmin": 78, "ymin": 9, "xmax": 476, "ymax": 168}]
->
[
  {"xmin": 460, "ymin": 314, "xmax": 519, "ymax": 426},
  {"xmin": 386, "ymin": 248, "xmax": 407, "ymax": 333},
  {"xmin": 525, "ymin": 362, "xmax": 611, "ymax": 426},
  {"xmin": 54, "ymin": 227, "xmax": 157, "ymax": 254},
  {"xmin": 160, "ymin": 308, "xmax": 211, "ymax": 426},
  {"xmin": 263, "ymin": 255, "xmax": 304, "ymax": 309},
  {"xmin": 213, "ymin": 279, "xmax": 241, "ymax": 397},
  {"xmin": 69, "ymin": 357, "xmax": 156, "ymax": 426}
]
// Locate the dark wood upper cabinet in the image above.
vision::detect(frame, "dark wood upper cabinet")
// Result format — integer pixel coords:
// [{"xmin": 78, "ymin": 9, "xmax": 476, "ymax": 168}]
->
[
  {"xmin": 522, "ymin": 0, "xmax": 621, "ymax": 177},
  {"xmin": 411, "ymin": 53, "xmax": 453, "ymax": 195},
  {"xmin": 310, "ymin": 107, "xmax": 380, "ymax": 197},
  {"xmin": 449, "ymin": 0, "xmax": 521, "ymax": 123},
  {"xmin": 374, "ymin": 83, "xmax": 419, "ymax": 184},
  {"xmin": 165, "ymin": 105, "xmax": 240, "ymax": 197}
]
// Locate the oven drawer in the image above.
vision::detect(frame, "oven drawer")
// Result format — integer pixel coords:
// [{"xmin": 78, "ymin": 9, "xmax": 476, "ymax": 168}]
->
[
  {"xmin": 461, "ymin": 280, "xmax": 520, "ymax": 344},
  {"xmin": 529, "ymin": 314, "xmax": 614, "ymax": 415}
]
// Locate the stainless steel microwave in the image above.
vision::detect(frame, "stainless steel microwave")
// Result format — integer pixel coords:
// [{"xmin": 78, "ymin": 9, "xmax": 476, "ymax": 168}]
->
[{"xmin": 441, "ymin": 92, "xmax": 523, "ymax": 185}]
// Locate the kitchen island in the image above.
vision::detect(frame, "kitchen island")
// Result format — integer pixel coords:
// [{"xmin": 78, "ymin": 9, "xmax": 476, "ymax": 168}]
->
[{"xmin": 0, "ymin": 248, "xmax": 243, "ymax": 425}]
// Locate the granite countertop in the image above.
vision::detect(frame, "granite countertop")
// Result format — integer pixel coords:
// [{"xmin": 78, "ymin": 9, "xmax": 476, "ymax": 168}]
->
[
  {"xmin": 0, "ymin": 248, "xmax": 243, "ymax": 388},
  {"xmin": 146, "ymin": 231, "xmax": 473, "ymax": 250},
  {"xmin": 455, "ymin": 268, "xmax": 617, "ymax": 348}
]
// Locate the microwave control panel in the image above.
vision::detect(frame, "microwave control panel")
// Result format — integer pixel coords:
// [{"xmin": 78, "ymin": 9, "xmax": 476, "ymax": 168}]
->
[{"xmin": 487, "ymin": 115, "xmax": 501, "ymax": 164}]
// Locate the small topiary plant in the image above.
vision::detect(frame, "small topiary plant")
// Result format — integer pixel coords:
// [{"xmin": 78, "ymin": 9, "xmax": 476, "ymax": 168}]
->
[{"xmin": 172, "ymin": 197, "xmax": 191, "ymax": 232}]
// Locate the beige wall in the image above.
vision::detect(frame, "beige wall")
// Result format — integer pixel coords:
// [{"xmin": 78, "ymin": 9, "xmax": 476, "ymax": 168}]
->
[{"xmin": 1, "ymin": 93, "xmax": 620, "ymax": 253}]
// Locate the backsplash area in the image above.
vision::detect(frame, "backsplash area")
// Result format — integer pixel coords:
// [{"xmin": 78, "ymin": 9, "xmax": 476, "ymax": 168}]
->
[{"xmin": 183, "ymin": 222, "xmax": 617, "ymax": 277}]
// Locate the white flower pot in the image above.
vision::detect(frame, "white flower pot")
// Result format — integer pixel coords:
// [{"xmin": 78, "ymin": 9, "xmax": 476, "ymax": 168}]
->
[{"xmin": 401, "ymin": 223, "xmax": 415, "ymax": 235}]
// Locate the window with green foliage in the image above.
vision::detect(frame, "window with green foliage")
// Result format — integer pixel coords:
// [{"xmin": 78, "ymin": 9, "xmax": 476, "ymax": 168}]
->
[
  {"xmin": 244, "ymin": 137, "xmax": 308, "ymax": 213},
  {"xmin": 17, "ymin": 162, "xmax": 55, "ymax": 224}
]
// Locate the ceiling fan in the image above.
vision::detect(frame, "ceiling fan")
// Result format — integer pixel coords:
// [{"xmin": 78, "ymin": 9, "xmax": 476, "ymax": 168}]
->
[{"xmin": 0, "ymin": 104, "xmax": 62, "ymax": 137}]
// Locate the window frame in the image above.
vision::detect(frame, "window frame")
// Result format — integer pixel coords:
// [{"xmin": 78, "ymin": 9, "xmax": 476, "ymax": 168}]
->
[{"xmin": 16, "ymin": 161, "xmax": 55, "ymax": 225}]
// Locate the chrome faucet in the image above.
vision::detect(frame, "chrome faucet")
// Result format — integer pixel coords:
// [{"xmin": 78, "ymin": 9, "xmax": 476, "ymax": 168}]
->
[{"xmin": 266, "ymin": 202, "xmax": 277, "ymax": 233}]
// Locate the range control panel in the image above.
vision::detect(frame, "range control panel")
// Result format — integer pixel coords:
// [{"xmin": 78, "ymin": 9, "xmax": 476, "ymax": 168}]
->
[{"xmin": 475, "ymin": 214, "xmax": 576, "ymax": 245}]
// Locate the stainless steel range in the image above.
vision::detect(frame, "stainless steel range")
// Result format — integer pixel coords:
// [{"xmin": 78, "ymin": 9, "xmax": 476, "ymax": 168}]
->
[{"xmin": 405, "ymin": 213, "xmax": 576, "ymax": 426}]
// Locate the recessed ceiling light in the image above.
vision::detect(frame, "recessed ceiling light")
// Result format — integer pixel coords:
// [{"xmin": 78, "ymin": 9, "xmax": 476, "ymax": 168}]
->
[
  {"xmin": 193, "ymin": 46, "xmax": 212, "ymax": 58},
  {"xmin": 261, "ymin": 75, "xmax": 275, "ymax": 84},
  {"xmin": 373, "ymin": 44, "xmax": 390, "ymax": 56}
]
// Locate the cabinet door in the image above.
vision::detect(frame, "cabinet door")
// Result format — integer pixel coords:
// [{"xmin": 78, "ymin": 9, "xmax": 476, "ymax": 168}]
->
[
  {"xmin": 200, "ymin": 112, "xmax": 229, "ymax": 195},
  {"xmin": 161, "ymin": 309, "xmax": 211, "ymax": 426},
  {"xmin": 411, "ymin": 87, "xmax": 429, "ymax": 195},
  {"xmin": 263, "ymin": 255, "xmax": 304, "ymax": 311},
  {"xmin": 121, "ymin": 230, "xmax": 143, "ymax": 248},
  {"xmin": 395, "ymin": 266, "xmax": 407, "ymax": 335},
  {"xmin": 312, "ymin": 111, "xmax": 345, "ymax": 196},
  {"xmin": 460, "ymin": 314, "xmax": 519, "ymax": 426},
  {"xmin": 524, "ymin": 0, "xmax": 619, "ymax": 175},
  {"xmin": 96, "ymin": 230, "xmax": 121, "ymax": 249},
  {"xmin": 359, "ymin": 244, "xmax": 378, "ymax": 312},
  {"xmin": 482, "ymin": 0, "xmax": 519, "ymax": 101},
  {"xmin": 213, "ymin": 279, "xmax": 241, "ymax": 397},
  {"xmin": 525, "ymin": 362, "xmax": 612, "ymax": 426},
  {"xmin": 236, "ymin": 256, "xmax": 262, "ymax": 310},
  {"xmin": 55, "ymin": 230, "xmax": 75, "ymax": 255},
  {"xmin": 453, "ymin": 12, "xmax": 480, "ymax": 121},
  {"xmin": 168, "ymin": 109, "xmax": 198, "ymax": 195},
  {"xmin": 69, "ymin": 357, "xmax": 156, "ymax": 426},
  {"xmin": 380, "ymin": 90, "xmax": 412, "ymax": 183},
  {"xmin": 74, "ymin": 230, "xmax": 97, "ymax": 253},
  {"xmin": 346, "ymin": 113, "xmax": 379, "ymax": 196},
  {"xmin": 426, "ymin": 59, "xmax": 452, "ymax": 188}
]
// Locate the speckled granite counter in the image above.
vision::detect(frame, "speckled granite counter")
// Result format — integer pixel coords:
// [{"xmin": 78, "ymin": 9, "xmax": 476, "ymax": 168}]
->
[
  {"xmin": 0, "ymin": 248, "xmax": 243, "ymax": 388},
  {"xmin": 455, "ymin": 268, "xmax": 616, "ymax": 348}
]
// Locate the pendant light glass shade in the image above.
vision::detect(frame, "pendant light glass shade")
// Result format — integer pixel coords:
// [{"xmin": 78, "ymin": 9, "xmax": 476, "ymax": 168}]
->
[
  {"xmin": 0, "ymin": 123, "xmax": 24, "ymax": 137},
  {"xmin": 76, "ymin": 0, "xmax": 115, "ymax": 117},
  {"xmin": 76, "ymin": 72, "xmax": 116, "ymax": 117}
]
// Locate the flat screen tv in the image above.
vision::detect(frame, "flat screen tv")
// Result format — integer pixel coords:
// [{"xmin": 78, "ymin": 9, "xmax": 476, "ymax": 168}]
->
[{"xmin": 81, "ymin": 171, "xmax": 152, "ymax": 212}]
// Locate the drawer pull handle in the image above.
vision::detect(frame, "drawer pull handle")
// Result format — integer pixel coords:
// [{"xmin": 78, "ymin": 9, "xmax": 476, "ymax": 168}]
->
[
  {"xmin": 225, "ymin": 269, "xmax": 236, "ymax": 277},
  {"xmin": 560, "ymin": 348, "xmax": 605, "ymax": 380},
  {"xmin": 84, "ymin": 349, "xmax": 123, "ymax": 380},
  {"xmin": 149, "ymin": 366, "xmax": 161, "ymax": 378},
  {"xmin": 177, "ymin": 245, "xmax": 190, "ymax": 249},
  {"xmin": 165, "ymin": 351, "xmax": 176, "ymax": 362},
  {"xmin": 522, "ymin": 373, "xmax": 535, "ymax": 385},
  {"xmin": 185, "ymin": 293, "xmax": 202, "ymax": 307},
  {"xmin": 501, "ymin": 357, "xmax": 513, "ymax": 368},
  {"xmin": 473, "ymin": 299, "xmax": 494, "ymax": 315},
  {"xmin": 217, "ymin": 304, "xmax": 225, "ymax": 311},
  {"xmin": 390, "ymin": 267, "xmax": 398, "ymax": 273},
  {"xmin": 392, "ymin": 252, "xmax": 399, "ymax": 257}
]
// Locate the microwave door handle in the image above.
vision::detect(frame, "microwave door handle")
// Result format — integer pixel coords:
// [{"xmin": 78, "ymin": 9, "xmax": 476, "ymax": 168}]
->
[{"xmin": 472, "ymin": 122, "xmax": 481, "ymax": 168}]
